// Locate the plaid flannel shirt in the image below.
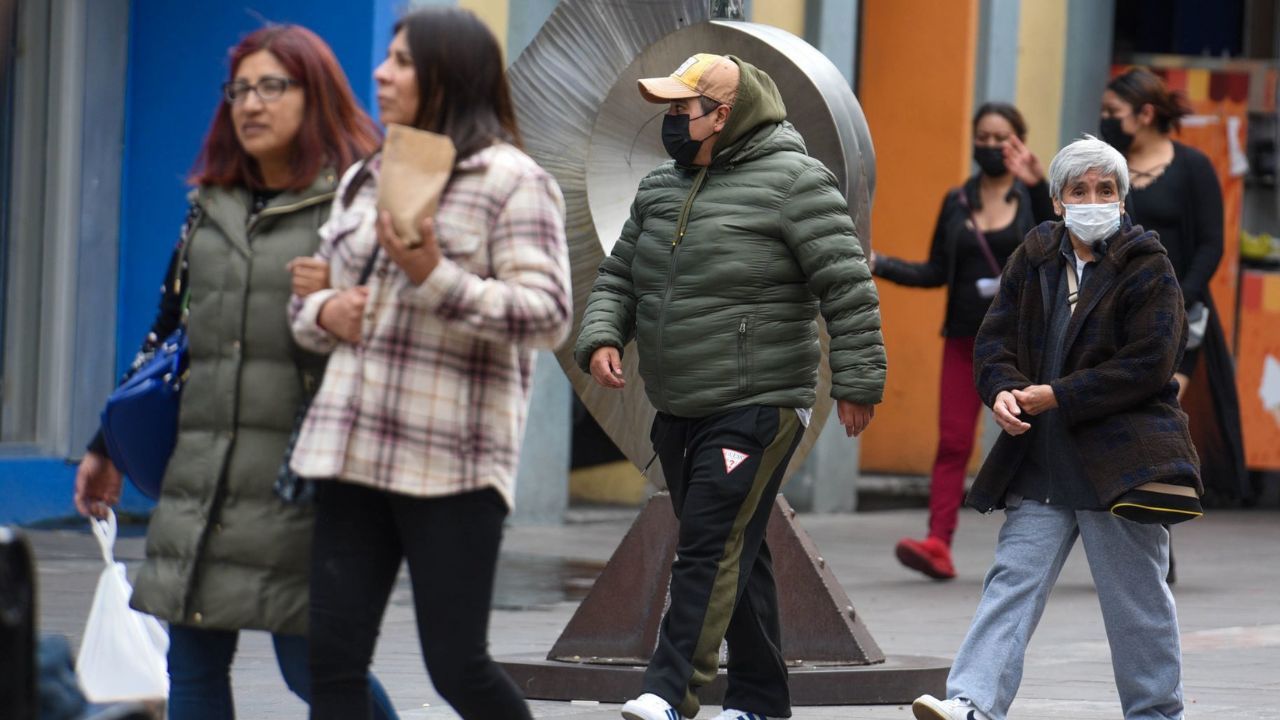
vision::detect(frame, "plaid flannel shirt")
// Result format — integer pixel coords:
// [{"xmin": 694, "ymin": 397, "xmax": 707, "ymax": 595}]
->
[{"xmin": 288, "ymin": 143, "xmax": 571, "ymax": 508}]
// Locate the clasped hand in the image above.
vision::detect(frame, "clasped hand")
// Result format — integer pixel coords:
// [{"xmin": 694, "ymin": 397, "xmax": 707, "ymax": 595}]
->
[{"xmin": 992, "ymin": 384, "xmax": 1057, "ymax": 436}]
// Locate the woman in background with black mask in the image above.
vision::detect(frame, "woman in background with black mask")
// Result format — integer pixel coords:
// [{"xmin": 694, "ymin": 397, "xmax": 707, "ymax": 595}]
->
[
  {"xmin": 871, "ymin": 103, "xmax": 1054, "ymax": 581},
  {"xmin": 1100, "ymin": 68, "xmax": 1230, "ymax": 403},
  {"xmin": 1099, "ymin": 68, "xmax": 1249, "ymax": 582}
]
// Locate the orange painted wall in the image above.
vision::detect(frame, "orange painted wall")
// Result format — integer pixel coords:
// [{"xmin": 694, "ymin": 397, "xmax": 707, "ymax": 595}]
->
[
  {"xmin": 1236, "ymin": 270, "xmax": 1280, "ymax": 470},
  {"xmin": 857, "ymin": 0, "xmax": 979, "ymax": 474}
]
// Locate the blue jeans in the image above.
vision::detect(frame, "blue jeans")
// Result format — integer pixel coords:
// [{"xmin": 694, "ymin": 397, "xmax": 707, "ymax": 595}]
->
[
  {"xmin": 946, "ymin": 499, "xmax": 1183, "ymax": 720},
  {"xmin": 167, "ymin": 624, "xmax": 398, "ymax": 720}
]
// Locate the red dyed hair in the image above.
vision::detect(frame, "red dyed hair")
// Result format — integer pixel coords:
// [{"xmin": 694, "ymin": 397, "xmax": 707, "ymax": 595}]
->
[{"xmin": 190, "ymin": 24, "xmax": 380, "ymax": 190}]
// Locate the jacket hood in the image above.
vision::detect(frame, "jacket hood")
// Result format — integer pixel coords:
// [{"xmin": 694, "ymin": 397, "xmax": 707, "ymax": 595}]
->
[
  {"xmin": 1023, "ymin": 218, "xmax": 1166, "ymax": 269},
  {"xmin": 713, "ymin": 56, "xmax": 787, "ymax": 159}
]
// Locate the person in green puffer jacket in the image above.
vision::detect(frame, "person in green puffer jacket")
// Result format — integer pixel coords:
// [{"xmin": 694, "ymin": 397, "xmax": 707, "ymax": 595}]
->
[{"xmin": 574, "ymin": 54, "xmax": 886, "ymax": 720}]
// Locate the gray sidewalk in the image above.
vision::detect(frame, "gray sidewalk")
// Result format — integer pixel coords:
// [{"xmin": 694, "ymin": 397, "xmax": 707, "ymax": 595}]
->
[{"xmin": 28, "ymin": 505, "xmax": 1280, "ymax": 719}]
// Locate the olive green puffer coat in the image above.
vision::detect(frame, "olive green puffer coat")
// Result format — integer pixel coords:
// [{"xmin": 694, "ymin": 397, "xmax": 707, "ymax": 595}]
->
[
  {"xmin": 129, "ymin": 174, "xmax": 334, "ymax": 635},
  {"xmin": 574, "ymin": 57, "xmax": 885, "ymax": 416}
]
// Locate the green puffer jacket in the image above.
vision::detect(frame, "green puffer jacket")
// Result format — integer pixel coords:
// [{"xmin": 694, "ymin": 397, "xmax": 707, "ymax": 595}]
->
[
  {"xmin": 574, "ymin": 57, "xmax": 885, "ymax": 416},
  {"xmin": 130, "ymin": 174, "xmax": 334, "ymax": 635}
]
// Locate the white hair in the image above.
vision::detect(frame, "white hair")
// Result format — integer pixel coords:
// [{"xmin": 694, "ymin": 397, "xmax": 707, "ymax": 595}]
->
[{"xmin": 1047, "ymin": 134, "xmax": 1130, "ymax": 201}]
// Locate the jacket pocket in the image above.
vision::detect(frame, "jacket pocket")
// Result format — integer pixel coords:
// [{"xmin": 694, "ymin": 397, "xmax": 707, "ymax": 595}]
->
[
  {"xmin": 736, "ymin": 315, "xmax": 753, "ymax": 393},
  {"xmin": 435, "ymin": 216, "xmax": 487, "ymax": 273}
]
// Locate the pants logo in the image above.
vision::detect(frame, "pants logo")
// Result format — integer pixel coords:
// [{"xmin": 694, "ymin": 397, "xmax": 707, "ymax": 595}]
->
[{"xmin": 722, "ymin": 448, "xmax": 749, "ymax": 474}]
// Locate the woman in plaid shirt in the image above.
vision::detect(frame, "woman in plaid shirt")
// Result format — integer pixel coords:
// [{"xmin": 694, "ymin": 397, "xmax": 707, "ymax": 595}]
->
[{"xmin": 286, "ymin": 8, "xmax": 571, "ymax": 719}]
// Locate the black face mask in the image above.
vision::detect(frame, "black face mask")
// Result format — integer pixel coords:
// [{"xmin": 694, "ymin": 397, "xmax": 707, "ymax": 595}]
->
[
  {"xmin": 1099, "ymin": 117, "xmax": 1134, "ymax": 154},
  {"xmin": 973, "ymin": 145, "xmax": 1007, "ymax": 177},
  {"xmin": 662, "ymin": 113, "xmax": 708, "ymax": 166}
]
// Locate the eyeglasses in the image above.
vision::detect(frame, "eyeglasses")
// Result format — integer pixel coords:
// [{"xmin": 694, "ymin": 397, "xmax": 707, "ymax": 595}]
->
[{"xmin": 223, "ymin": 76, "xmax": 298, "ymax": 104}]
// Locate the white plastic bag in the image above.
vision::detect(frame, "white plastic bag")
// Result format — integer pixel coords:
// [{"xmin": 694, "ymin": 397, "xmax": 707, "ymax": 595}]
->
[{"xmin": 76, "ymin": 509, "xmax": 169, "ymax": 702}]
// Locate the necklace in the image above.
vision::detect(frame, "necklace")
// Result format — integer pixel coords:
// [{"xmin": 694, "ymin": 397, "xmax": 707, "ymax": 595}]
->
[{"xmin": 1131, "ymin": 162, "xmax": 1170, "ymax": 178}]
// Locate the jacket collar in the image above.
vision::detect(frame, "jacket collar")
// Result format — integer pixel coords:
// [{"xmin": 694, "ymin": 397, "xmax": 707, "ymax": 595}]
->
[
  {"xmin": 192, "ymin": 169, "xmax": 339, "ymax": 256},
  {"xmin": 1029, "ymin": 219, "xmax": 1165, "ymax": 360},
  {"xmin": 1023, "ymin": 217, "xmax": 1164, "ymax": 270}
]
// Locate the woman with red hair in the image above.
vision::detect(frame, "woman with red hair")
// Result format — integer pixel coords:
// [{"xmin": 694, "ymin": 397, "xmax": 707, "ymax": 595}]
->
[{"xmin": 73, "ymin": 25, "xmax": 397, "ymax": 720}]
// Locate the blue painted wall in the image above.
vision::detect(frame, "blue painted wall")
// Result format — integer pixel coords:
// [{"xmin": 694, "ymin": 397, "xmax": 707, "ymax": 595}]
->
[
  {"xmin": 0, "ymin": 459, "xmax": 153, "ymax": 525},
  {"xmin": 116, "ymin": 0, "xmax": 396, "ymax": 376}
]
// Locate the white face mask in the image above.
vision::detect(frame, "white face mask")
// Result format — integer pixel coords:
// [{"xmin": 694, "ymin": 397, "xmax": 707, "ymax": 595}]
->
[{"xmin": 1063, "ymin": 202, "xmax": 1121, "ymax": 245}]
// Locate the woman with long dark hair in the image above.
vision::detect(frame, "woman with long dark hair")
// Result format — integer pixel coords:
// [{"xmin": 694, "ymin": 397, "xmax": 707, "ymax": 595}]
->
[
  {"xmin": 73, "ymin": 25, "xmax": 397, "ymax": 719},
  {"xmin": 1099, "ymin": 67, "xmax": 1247, "ymax": 508},
  {"xmin": 871, "ymin": 103, "xmax": 1055, "ymax": 580},
  {"xmin": 287, "ymin": 8, "xmax": 571, "ymax": 719}
]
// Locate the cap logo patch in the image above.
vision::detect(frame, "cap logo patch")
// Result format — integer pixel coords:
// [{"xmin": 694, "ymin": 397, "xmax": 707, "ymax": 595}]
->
[
  {"xmin": 673, "ymin": 56, "xmax": 700, "ymax": 77},
  {"xmin": 723, "ymin": 448, "xmax": 749, "ymax": 474}
]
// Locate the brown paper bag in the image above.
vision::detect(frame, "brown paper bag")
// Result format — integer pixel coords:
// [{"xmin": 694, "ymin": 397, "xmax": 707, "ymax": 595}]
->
[{"xmin": 377, "ymin": 124, "xmax": 456, "ymax": 248}]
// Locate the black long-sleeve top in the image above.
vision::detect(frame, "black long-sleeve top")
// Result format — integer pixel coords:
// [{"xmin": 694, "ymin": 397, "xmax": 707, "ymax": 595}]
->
[
  {"xmin": 1125, "ymin": 141, "xmax": 1223, "ymax": 308},
  {"xmin": 873, "ymin": 175, "xmax": 1055, "ymax": 337}
]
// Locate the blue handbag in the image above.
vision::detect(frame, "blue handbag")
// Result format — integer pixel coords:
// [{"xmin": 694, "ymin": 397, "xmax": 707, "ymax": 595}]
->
[
  {"xmin": 98, "ymin": 204, "xmax": 200, "ymax": 500},
  {"xmin": 99, "ymin": 328, "xmax": 188, "ymax": 499}
]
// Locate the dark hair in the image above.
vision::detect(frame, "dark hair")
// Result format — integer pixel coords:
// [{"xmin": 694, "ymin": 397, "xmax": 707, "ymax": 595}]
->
[
  {"xmin": 394, "ymin": 7, "xmax": 521, "ymax": 159},
  {"xmin": 972, "ymin": 102, "xmax": 1027, "ymax": 141},
  {"xmin": 697, "ymin": 96, "xmax": 720, "ymax": 115},
  {"xmin": 190, "ymin": 24, "xmax": 381, "ymax": 191},
  {"xmin": 1106, "ymin": 67, "xmax": 1191, "ymax": 133}
]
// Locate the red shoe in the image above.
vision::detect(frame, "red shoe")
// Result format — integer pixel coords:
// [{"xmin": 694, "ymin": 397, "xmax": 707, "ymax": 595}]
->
[{"xmin": 895, "ymin": 536, "xmax": 956, "ymax": 580}]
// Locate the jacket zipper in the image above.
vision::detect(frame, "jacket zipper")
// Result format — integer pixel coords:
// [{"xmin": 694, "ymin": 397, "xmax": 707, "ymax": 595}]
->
[
  {"xmin": 182, "ymin": 192, "xmax": 329, "ymax": 621},
  {"xmin": 672, "ymin": 166, "xmax": 708, "ymax": 247},
  {"xmin": 652, "ymin": 167, "xmax": 709, "ymax": 408},
  {"xmin": 246, "ymin": 193, "xmax": 334, "ymax": 234},
  {"xmin": 737, "ymin": 316, "xmax": 749, "ymax": 392}
]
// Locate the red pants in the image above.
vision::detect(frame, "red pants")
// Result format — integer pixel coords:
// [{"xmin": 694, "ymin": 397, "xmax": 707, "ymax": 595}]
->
[{"xmin": 927, "ymin": 336, "xmax": 983, "ymax": 546}]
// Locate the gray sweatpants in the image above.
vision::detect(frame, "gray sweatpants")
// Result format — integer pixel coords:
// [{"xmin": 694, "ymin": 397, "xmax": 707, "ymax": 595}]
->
[{"xmin": 947, "ymin": 498, "xmax": 1184, "ymax": 720}]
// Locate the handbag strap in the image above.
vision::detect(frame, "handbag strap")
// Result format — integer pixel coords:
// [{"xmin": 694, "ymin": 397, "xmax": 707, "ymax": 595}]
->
[
  {"xmin": 1065, "ymin": 255, "xmax": 1081, "ymax": 315},
  {"xmin": 356, "ymin": 247, "xmax": 380, "ymax": 286},
  {"xmin": 955, "ymin": 188, "xmax": 1004, "ymax": 277},
  {"xmin": 171, "ymin": 202, "xmax": 203, "ymax": 314}
]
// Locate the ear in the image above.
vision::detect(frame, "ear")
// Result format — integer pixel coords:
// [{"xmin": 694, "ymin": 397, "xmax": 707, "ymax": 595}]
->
[
  {"xmin": 1053, "ymin": 198, "xmax": 1064, "ymax": 217},
  {"xmin": 1138, "ymin": 102, "xmax": 1157, "ymax": 127},
  {"xmin": 714, "ymin": 104, "xmax": 731, "ymax": 133}
]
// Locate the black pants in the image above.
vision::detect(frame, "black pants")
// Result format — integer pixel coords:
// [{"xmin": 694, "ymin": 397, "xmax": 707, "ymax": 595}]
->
[
  {"xmin": 645, "ymin": 405, "xmax": 804, "ymax": 719},
  {"xmin": 308, "ymin": 481, "xmax": 532, "ymax": 720}
]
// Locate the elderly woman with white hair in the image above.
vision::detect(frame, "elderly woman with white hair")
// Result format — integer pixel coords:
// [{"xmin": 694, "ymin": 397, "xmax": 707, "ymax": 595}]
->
[{"xmin": 913, "ymin": 135, "xmax": 1200, "ymax": 720}]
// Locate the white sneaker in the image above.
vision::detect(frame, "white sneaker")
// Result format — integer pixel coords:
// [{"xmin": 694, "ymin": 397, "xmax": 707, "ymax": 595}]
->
[
  {"xmin": 912, "ymin": 694, "xmax": 992, "ymax": 720},
  {"xmin": 710, "ymin": 709, "xmax": 772, "ymax": 720},
  {"xmin": 621, "ymin": 693, "xmax": 681, "ymax": 720}
]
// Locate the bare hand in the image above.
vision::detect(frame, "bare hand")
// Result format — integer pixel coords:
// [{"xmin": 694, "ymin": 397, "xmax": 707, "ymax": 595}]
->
[
  {"xmin": 286, "ymin": 257, "xmax": 330, "ymax": 297},
  {"xmin": 992, "ymin": 390, "xmax": 1032, "ymax": 436},
  {"xmin": 837, "ymin": 399, "xmax": 875, "ymax": 437},
  {"xmin": 868, "ymin": 250, "xmax": 877, "ymax": 273},
  {"xmin": 1011, "ymin": 384, "xmax": 1057, "ymax": 416},
  {"xmin": 75, "ymin": 451, "xmax": 123, "ymax": 519},
  {"xmin": 376, "ymin": 211, "xmax": 440, "ymax": 286},
  {"xmin": 1003, "ymin": 134, "xmax": 1045, "ymax": 186},
  {"xmin": 589, "ymin": 346, "xmax": 626, "ymax": 389},
  {"xmin": 318, "ymin": 286, "xmax": 370, "ymax": 344}
]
